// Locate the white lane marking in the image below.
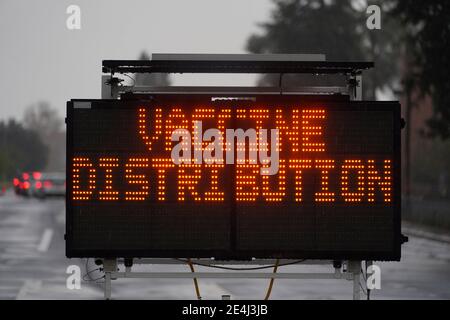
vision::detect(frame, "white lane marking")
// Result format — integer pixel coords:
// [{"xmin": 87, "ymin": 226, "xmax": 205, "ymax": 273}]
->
[
  {"xmin": 37, "ymin": 228, "xmax": 54, "ymax": 252},
  {"xmin": 56, "ymin": 209, "xmax": 65, "ymax": 225},
  {"xmin": 16, "ymin": 280, "xmax": 42, "ymax": 300}
]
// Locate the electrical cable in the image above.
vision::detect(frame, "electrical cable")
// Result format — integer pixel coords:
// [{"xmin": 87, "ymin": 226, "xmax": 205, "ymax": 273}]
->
[
  {"xmin": 84, "ymin": 258, "xmax": 97, "ymax": 281},
  {"xmin": 122, "ymin": 73, "xmax": 136, "ymax": 87},
  {"xmin": 83, "ymin": 258, "xmax": 105, "ymax": 283},
  {"xmin": 264, "ymin": 259, "xmax": 279, "ymax": 300},
  {"xmin": 359, "ymin": 266, "xmax": 369, "ymax": 299},
  {"xmin": 187, "ymin": 258, "xmax": 202, "ymax": 300},
  {"xmin": 176, "ymin": 259, "xmax": 306, "ymax": 300},
  {"xmin": 175, "ymin": 259, "xmax": 305, "ymax": 271},
  {"xmin": 363, "ymin": 263, "xmax": 371, "ymax": 300},
  {"xmin": 83, "ymin": 270, "xmax": 105, "ymax": 282}
]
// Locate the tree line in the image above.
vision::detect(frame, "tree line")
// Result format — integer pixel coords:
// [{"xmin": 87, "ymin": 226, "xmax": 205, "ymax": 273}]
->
[
  {"xmin": 246, "ymin": 0, "xmax": 450, "ymax": 139},
  {"xmin": 0, "ymin": 102, "xmax": 64, "ymax": 182}
]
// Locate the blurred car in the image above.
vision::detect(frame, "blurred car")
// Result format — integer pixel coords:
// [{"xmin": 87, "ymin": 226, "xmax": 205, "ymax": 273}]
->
[
  {"xmin": 12, "ymin": 171, "xmax": 43, "ymax": 197},
  {"xmin": 33, "ymin": 172, "xmax": 65, "ymax": 198},
  {"xmin": 13, "ymin": 176, "xmax": 21, "ymax": 195},
  {"xmin": 16, "ymin": 172, "xmax": 33, "ymax": 196}
]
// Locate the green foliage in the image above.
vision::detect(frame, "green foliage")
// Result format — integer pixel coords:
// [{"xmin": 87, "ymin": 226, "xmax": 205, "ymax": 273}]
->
[
  {"xmin": 0, "ymin": 119, "xmax": 48, "ymax": 180},
  {"xmin": 391, "ymin": 0, "xmax": 450, "ymax": 139},
  {"xmin": 246, "ymin": 0, "xmax": 401, "ymax": 99},
  {"xmin": 247, "ymin": 0, "xmax": 363, "ymax": 59}
]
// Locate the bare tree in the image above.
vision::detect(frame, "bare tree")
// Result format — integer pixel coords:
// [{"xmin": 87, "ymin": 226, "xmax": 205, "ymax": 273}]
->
[
  {"xmin": 23, "ymin": 102, "xmax": 65, "ymax": 172},
  {"xmin": 23, "ymin": 102, "xmax": 62, "ymax": 141}
]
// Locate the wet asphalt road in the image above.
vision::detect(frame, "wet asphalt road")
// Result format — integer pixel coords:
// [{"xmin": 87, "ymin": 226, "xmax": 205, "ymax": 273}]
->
[{"xmin": 0, "ymin": 190, "xmax": 449, "ymax": 300}]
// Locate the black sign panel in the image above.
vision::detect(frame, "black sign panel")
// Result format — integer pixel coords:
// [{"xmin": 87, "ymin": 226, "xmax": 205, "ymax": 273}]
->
[{"xmin": 66, "ymin": 95, "xmax": 401, "ymax": 260}]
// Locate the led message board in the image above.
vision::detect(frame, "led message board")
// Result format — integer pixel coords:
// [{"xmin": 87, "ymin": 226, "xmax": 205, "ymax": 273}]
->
[{"xmin": 66, "ymin": 95, "xmax": 401, "ymax": 260}]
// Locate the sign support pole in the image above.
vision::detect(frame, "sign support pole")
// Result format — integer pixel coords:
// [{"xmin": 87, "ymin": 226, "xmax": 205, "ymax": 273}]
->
[
  {"xmin": 100, "ymin": 76, "xmax": 118, "ymax": 300},
  {"xmin": 103, "ymin": 259, "xmax": 117, "ymax": 300},
  {"xmin": 347, "ymin": 72, "xmax": 365, "ymax": 300},
  {"xmin": 348, "ymin": 260, "xmax": 361, "ymax": 300}
]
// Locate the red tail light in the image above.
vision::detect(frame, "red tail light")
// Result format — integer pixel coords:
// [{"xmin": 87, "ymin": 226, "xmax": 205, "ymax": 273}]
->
[
  {"xmin": 23, "ymin": 181, "xmax": 30, "ymax": 189},
  {"xmin": 43, "ymin": 180, "xmax": 52, "ymax": 188},
  {"xmin": 35, "ymin": 181, "xmax": 42, "ymax": 189},
  {"xmin": 33, "ymin": 172, "xmax": 42, "ymax": 180},
  {"xmin": 13, "ymin": 178, "xmax": 19, "ymax": 186},
  {"xmin": 22, "ymin": 172, "xmax": 30, "ymax": 180}
]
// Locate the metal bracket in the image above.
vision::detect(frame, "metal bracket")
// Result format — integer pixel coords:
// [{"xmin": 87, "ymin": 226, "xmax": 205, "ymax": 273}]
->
[
  {"xmin": 101, "ymin": 75, "xmax": 120, "ymax": 99},
  {"xmin": 101, "ymin": 258, "xmax": 364, "ymax": 300},
  {"xmin": 347, "ymin": 73, "xmax": 362, "ymax": 101}
]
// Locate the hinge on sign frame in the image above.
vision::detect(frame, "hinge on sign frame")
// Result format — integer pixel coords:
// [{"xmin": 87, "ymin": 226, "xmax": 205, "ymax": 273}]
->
[
  {"xmin": 400, "ymin": 234, "xmax": 409, "ymax": 244},
  {"xmin": 105, "ymin": 77, "xmax": 123, "ymax": 87}
]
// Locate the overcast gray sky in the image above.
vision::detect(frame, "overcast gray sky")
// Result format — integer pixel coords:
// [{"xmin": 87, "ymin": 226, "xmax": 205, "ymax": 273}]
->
[{"xmin": 0, "ymin": 0, "xmax": 272, "ymax": 120}]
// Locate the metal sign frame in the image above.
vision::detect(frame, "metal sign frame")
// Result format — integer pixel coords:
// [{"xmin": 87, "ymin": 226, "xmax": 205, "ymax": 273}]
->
[
  {"xmin": 65, "ymin": 54, "xmax": 405, "ymax": 300},
  {"xmin": 66, "ymin": 96, "xmax": 402, "ymax": 261}
]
